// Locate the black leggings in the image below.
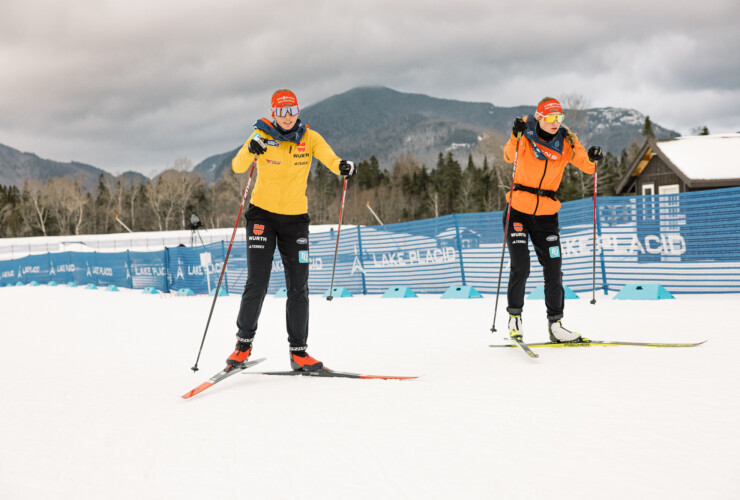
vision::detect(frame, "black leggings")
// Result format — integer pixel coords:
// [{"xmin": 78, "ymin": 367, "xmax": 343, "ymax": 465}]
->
[
  {"xmin": 236, "ymin": 204, "xmax": 311, "ymax": 348},
  {"xmin": 503, "ymin": 206, "xmax": 564, "ymax": 320}
]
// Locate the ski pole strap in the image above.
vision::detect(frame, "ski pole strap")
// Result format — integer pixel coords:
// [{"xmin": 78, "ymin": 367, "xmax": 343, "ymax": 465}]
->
[{"xmin": 513, "ymin": 183, "xmax": 558, "ymax": 201}]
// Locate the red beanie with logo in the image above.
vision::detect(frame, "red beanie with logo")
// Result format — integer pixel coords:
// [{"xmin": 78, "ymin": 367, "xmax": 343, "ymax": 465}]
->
[
  {"xmin": 271, "ymin": 90, "xmax": 298, "ymax": 109},
  {"xmin": 535, "ymin": 99, "xmax": 563, "ymax": 118}
]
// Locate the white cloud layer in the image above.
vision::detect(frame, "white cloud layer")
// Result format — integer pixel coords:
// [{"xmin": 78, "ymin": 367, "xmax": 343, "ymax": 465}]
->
[{"xmin": 1, "ymin": 0, "xmax": 738, "ymax": 175}]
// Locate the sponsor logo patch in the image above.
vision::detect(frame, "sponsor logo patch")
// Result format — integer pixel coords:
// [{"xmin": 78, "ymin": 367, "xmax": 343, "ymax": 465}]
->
[
  {"xmin": 296, "ymin": 238, "xmax": 308, "ymax": 245},
  {"xmin": 546, "ymin": 235, "xmax": 559, "ymax": 242},
  {"xmin": 266, "ymin": 159, "xmax": 281, "ymax": 165},
  {"xmin": 297, "ymin": 142, "xmax": 306, "ymax": 153},
  {"xmin": 253, "ymin": 224, "xmax": 265, "ymax": 236},
  {"xmin": 266, "ymin": 139, "xmax": 280, "ymax": 147},
  {"xmin": 298, "ymin": 250, "xmax": 309, "ymax": 263},
  {"xmin": 549, "ymin": 246, "xmax": 561, "ymax": 258},
  {"xmin": 513, "ymin": 222, "xmax": 524, "ymax": 232}
]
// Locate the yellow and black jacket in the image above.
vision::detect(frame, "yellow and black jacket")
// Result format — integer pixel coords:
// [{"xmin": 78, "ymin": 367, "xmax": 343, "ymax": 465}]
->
[{"xmin": 232, "ymin": 118, "xmax": 342, "ymax": 215}]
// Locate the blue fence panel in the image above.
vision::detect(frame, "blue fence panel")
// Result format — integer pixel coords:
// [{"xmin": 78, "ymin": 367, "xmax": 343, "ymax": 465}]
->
[
  {"xmin": 2, "ymin": 187, "xmax": 740, "ymax": 294},
  {"xmin": 167, "ymin": 243, "xmax": 228, "ymax": 295},
  {"xmin": 14, "ymin": 254, "xmax": 52, "ymax": 284},
  {"xmin": 0, "ymin": 258, "xmax": 15, "ymax": 285},
  {"xmin": 355, "ymin": 215, "xmax": 465, "ymax": 294},
  {"xmin": 129, "ymin": 250, "xmax": 168, "ymax": 292},
  {"xmin": 48, "ymin": 253, "xmax": 74, "ymax": 284}
]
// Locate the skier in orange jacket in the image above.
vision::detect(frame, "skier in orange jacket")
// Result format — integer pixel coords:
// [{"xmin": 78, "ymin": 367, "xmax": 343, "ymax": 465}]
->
[{"xmin": 503, "ymin": 97, "xmax": 603, "ymax": 343}]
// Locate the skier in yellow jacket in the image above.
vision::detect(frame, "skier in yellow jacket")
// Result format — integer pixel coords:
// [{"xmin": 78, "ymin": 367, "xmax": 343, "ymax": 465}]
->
[{"xmin": 228, "ymin": 89, "xmax": 356, "ymax": 371}]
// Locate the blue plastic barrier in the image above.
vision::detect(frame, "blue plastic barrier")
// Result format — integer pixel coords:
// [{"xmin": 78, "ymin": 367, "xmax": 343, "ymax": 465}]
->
[
  {"xmin": 441, "ymin": 285, "xmax": 483, "ymax": 299},
  {"xmin": 323, "ymin": 287, "xmax": 353, "ymax": 298},
  {"xmin": 527, "ymin": 284, "xmax": 579, "ymax": 300},
  {"xmin": 382, "ymin": 286, "xmax": 418, "ymax": 298},
  {"xmin": 614, "ymin": 283, "xmax": 675, "ymax": 300}
]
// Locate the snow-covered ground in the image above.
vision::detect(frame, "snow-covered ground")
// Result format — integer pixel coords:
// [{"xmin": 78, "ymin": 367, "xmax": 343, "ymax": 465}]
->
[{"xmin": 1, "ymin": 286, "xmax": 737, "ymax": 500}]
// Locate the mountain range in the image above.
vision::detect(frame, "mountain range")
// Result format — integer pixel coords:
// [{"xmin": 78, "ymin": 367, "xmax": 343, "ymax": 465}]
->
[
  {"xmin": 1, "ymin": 86, "xmax": 678, "ymax": 189},
  {"xmin": 193, "ymin": 86, "xmax": 677, "ymax": 182},
  {"xmin": 0, "ymin": 143, "xmax": 146, "ymax": 191}
]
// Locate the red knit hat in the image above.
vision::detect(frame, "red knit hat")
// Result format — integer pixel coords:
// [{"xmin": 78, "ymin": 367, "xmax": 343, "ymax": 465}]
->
[
  {"xmin": 535, "ymin": 99, "xmax": 563, "ymax": 119},
  {"xmin": 271, "ymin": 90, "xmax": 298, "ymax": 109}
]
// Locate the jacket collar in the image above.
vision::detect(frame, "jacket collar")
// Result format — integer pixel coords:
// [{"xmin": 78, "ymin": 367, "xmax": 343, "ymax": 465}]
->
[
  {"xmin": 254, "ymin": 118, "xmax": 307, "ymax": 144},
  {"xmin": 523, "ymin": 114, "xmax": 566, "ymax": 161}
]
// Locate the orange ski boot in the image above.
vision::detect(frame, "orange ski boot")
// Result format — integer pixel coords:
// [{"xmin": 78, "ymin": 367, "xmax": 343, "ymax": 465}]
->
[
  {"xmin": 289, "ymin": 349, "xmax": 324, "ymax": 372},
  {"xmin": 226, "ymin": 336, "xmax": 253, "ymax": 370}
]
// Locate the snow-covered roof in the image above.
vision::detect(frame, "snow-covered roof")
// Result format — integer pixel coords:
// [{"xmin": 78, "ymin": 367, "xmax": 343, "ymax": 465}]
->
[{"xmin": 656, "ymin": 133, "xmax": 740, "ymax": 181}]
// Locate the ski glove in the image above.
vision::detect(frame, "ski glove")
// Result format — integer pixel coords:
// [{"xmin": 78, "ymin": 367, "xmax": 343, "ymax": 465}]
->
[
  {"xmin": 339, "ymin": 160, "xmax": 356, "ymax": 177},
  {"xmin": 512, "ymin": 117, "xmax": 526, "ymax": 138},
  {"xmin": 588, "ymin": 146, "xmax": 603, "ymax": 163},
  {"xmin": 248, "ymin": 136, "xmax": 267, "ymax": 155}
]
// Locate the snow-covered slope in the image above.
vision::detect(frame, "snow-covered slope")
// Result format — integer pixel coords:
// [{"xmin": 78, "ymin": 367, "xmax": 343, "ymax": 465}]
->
[{"xmin": 1, "ymin": 286, "xmax": 736, "ymax": 499}]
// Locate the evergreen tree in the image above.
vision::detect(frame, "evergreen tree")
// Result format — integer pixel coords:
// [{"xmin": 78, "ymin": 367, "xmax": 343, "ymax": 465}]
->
[
  {"xmin": 596, "ymin": 152, "xmax": 621, "ymax": 196},
  {"xmin": 94, "ymin": 174, "xmax": 112, "ymax": 234},
  {"xmin": 642, "ymin": 116, "xmax": 655, "ymax": 138},
  {"xmin": 431, "ymin": 152, "xmax": 462, "ymax": 215},
  {"xmin": 355, "ymin": 155, "xmax": 385, "ymax": 190},
  {"xmin": 0, "ymin": 184, "xmax": 23, "ymax": 237}
]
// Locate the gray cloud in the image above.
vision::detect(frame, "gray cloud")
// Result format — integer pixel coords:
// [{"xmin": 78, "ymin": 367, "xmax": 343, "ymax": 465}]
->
[{"xmin": 1, "ymin": 0, "xmax": 738, "ymax": 175}]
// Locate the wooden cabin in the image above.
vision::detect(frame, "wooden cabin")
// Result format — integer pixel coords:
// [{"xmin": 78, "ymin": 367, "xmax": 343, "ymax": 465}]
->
[{"xmin": 615, "ymin": 133, "xmax": 740, "ymax": 196}]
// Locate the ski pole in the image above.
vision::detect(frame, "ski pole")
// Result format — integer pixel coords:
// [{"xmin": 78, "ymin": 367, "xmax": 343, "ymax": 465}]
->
[
  {"xmin": 590, "ymin": 161, "xmax": 598, "ymax": 305},
  {"xmin": 491, "ymin": 134, "xmax": 521, "ymax": 332},
  {"xmin": 327, "ymin": 177, "xmax": 349, "ymax": 301},
  {"xmin": 190, "ymin": 157, "xmax": 257, "ymax": 372}
]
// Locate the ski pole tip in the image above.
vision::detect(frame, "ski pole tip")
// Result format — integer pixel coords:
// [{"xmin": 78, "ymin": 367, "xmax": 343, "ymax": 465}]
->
[
  {"xmin": 191, "ymin": 366, "xmax": 199, "ymax": 373},
  {"xmin": 326, "ymin": 296, "xmax": 333, "ymax": 301},
  {"xmin": 590, "ymin": 299, "xmax": 597, "ymax": 305}
]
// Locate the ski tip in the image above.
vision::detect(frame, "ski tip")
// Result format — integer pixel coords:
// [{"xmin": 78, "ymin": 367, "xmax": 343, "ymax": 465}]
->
[{"xmin": 181, "ymin": 382, "xmax": 212, "ymax": 399}]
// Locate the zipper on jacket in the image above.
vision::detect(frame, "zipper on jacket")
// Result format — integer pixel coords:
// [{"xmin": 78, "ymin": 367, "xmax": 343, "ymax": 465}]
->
[{"xmin": 534, "ymin": 159, "xmax": 548, "ymax": 215}]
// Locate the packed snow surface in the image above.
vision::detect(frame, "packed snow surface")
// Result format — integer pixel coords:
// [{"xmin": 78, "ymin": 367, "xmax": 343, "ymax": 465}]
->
[{"xmin": 1, "ymin": 286, "xmax": 737, "ymax": 499}]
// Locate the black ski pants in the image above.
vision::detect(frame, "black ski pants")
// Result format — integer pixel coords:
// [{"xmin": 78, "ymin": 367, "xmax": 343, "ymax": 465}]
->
[
  {"xmin": 503, "ymin": 206, "xmax": 564, "ymax": 320},
  {"xmin": 236, "ymin": 204, "xmax": 311, "ymax": 348}
]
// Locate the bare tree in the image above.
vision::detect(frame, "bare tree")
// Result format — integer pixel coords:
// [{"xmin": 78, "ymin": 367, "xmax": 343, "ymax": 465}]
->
[
  {"xmin": 561, "ymin": 92, "xmax": 591, "ymax": 131},
  {"xmin": 21, "ymin": 179, "xmax": 49, "ymax": 236},
  {"xmin": 167, "ymin": 158, "xmax": 206, "ymax": 229},
  {"xmin": 44, "ymin": 177, "xmax": 88, "ymax": 235}
]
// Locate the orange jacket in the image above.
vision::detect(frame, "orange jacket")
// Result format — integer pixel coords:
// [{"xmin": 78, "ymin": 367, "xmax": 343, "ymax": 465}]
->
[{"xmin": 503, "ymin": 116, "xmax": 595, "ymax": 215}]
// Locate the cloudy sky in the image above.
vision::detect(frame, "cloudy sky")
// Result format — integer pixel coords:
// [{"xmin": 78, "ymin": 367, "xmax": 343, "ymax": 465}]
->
[{"xmin": 1, "ymin": 0, "xmax": 738, "ymax": 176}]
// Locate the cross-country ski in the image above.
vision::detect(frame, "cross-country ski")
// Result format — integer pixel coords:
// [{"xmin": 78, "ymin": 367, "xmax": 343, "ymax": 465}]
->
[
  {"xmin": 181, "ymin": 358, "xmax": 267, "ymax": 399},
  {"xmin": 490, "ymin": 339, "xmax": 707, "ymax": 349}
]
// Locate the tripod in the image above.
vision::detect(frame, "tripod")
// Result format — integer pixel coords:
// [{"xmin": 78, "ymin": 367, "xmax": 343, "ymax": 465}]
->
[{"xmin": 188, "ymin": 213, "xmax": 206, "ymax": 247}]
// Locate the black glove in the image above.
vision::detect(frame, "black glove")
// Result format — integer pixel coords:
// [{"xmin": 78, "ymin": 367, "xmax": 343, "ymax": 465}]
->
[
  {"xmin": 512, "ymin": 117, "xmax": 526, "ymax": 138},
  {"xmin": 339, "ymin": 160, "xmax": 356, "ymax": 177},
  {"xmin": 588, "ymin": 146, "xmax": 603, "ymax": 163},
  {"xmin": 247, "ymin": 136, "xmax": 267, "ymax": 155}
]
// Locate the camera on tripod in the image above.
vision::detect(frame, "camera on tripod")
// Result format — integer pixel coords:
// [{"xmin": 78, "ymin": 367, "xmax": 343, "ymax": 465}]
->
[
  {"xmin": 189, "ymin": 213, "xmax": 205, "ymax": 247},
  {"xmin": 189, "ymin": 213, "xmax": 203, "ymax": 231}
]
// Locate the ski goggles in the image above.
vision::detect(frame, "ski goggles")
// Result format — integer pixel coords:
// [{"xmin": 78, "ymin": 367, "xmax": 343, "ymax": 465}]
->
[
  {"xmin": 273, "ymin": 105, "xmax": 299, "ymax": 117},
  {"xmin": 543, "ymin": 113, "xmax": 565, "ymax": 123}
]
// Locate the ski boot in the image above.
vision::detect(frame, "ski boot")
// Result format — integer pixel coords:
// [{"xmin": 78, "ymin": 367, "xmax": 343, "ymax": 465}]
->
[
  {"xmin": 289, "ymin": 348, "xmax": 324, "ymax": 372},
  {"xmin": 548, "ymin": 319, "xmax": 583, "ymax": 343},
  {"xmin": 226, "ymin": 335, "xmax": 253, "ymax": 370},
  {"xmin": 508, "ymin": 314, "xmax": 523, "ymax": 341}
]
